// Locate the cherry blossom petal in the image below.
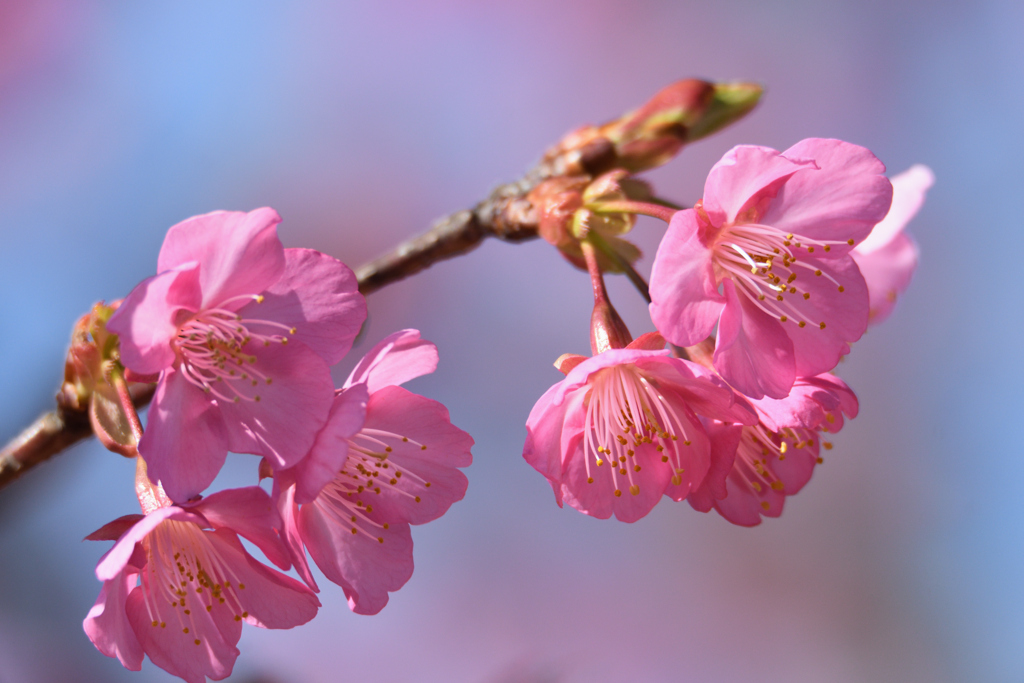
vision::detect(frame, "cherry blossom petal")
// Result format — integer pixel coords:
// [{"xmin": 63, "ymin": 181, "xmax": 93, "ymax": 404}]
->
[
  {"xmin": 649, "ymin": 209, "xmax": 724, "ymax": 346},
  {"xmin": 290, "ymin": 385, "xmax": 368, "ymax": 504},
  {"xmin": 343, "ymin": 329, "xmax": 439, "ymax": 393},
  {"xmin": 660, "ymin": 396, "xmax": 713, "ymax": 501},
  {"xmin": 352, "ymin": 386, "xmax": 472, "ymax": 525},
  {"xmin": 751, "ymin": 373, "xmax": 854, "ymax": 433},
  {"xmin": 203, "ymin": 529, "xmax": 320, "ymax": 629},
  {"xmin": 714, "ymin": 279, "xmax": 795, "ymax": 399},
  {"xmin": 189, "ymin": 487, "xmax": 290, "ymax": 570},
  {"xmin": 782, "ymin": 255, "xmax": 868, "ymax": 377},
  {"xmin": 562, "ymin": 441, "xmax": 670, "ymax": 522},
  {"xmin": 853, "ymin": 232, "xmax": 918, "ymax": 324},
  {"xmin": 632, "ymin": 356, "xmax": 757, "ymax": 425},
  {"xmin": 107, "ymin": 262, "xmax": 201, "ymax": 375},
  {"xmin": 524, "ymin": 383, "xmax": 569, "ymax": 505},
  {"xmin": 626, "ymin": 331, "xmax": 666, "ymax": 351},
  {"xmin": 238, "ymin": 248, "xmax": 366, "ymax": 365},
  {"xmin": 85, "ymin": 515, "xmax": 145, "ymax": 542},
  {"xmin": 714, "ymin": 471, "xmax": 783, "ymax": 527},
  {"xmin": 156, "ymin": 208, "xmax": 286, "ymax": 310},
  {"xmin": 686, "ymin": 421, "xmax": 743, "ymax": 512},
  {"xmin": 96, "ymin": 506, "xmax": 202, "ymax": 582},
  {"xmin": 217, "ymin": 339, "xmax": 334, "ymax": 471},
  {"xmin": 126, "ymin": 576, "xmax": 239, "ymax": 683},
  {"xmin": 273, "ymin": 477, "xmax": 319, "ymax": 592},
  {"xmin": 856, "ymin": 164, "xmax": 933, "ymax": 253},
  {"xmin": 761, "ymin": 139, "xmax": 892, "ymax": 246},
  {"xmin": 84, "ymin": 568, "xmax": 144, "ymax": 672},
  {"xmin": 139, "ymin": 367, "xmax": 230, "ymax": 503},
  {"xmin": 772, "ymin": 440, "xmax": 819, "ymax": 495},
  {"xmin": 702, "ymin": 144, "xmax": 812, "ymax": 225},
  {"xmin": 299, "ymin": 500, "xmax": 414, "ymax": 615}
]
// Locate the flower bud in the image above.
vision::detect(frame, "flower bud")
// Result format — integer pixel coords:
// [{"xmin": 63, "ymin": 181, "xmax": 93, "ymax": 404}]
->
[{"xmin": 608, "ymin": 79, "xmax": 762, "ymax": 172}]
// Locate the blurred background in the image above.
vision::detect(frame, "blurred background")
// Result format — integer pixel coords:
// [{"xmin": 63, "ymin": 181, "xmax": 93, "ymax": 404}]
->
[{"xmin": 0, "ymin": 1, "xmax": 1020, "ymax": 681}]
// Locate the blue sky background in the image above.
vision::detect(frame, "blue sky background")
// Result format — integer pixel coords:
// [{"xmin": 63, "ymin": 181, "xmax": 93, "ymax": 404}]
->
[{"xmin": 0, "ymin": 1, "xmax": 1021, "ymax": 681}]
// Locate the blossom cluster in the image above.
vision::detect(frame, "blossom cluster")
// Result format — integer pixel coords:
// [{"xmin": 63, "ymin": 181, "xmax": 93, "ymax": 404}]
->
[
  {"xmin": 84, "ymin": 210, "xmax": 472, "ymax": 682},
  {"xmin": 524, "ymin": 139, "xmax": 931, "ymax": 526},
  {"xmin": 66, "ymin": 80, "xmax": 931, "ymax": 683}
]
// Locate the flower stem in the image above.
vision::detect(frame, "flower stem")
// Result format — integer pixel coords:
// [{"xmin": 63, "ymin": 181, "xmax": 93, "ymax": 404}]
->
[
  {"xmin": 586, "ymin": 231, "xmax": 652, "ymax": 304},
  {"xmin": 589, "ymin": 199, "xmax": 677, "ymax": 223}
]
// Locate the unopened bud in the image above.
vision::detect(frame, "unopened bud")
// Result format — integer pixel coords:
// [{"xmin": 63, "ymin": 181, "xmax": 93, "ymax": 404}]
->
[
  {"xmin": 607, "ymin": 79, "xmax": 763, "ymax": 172},
  {"xmin": 59, "ymin": 301, "xmax": 120, "ymax": 412}
]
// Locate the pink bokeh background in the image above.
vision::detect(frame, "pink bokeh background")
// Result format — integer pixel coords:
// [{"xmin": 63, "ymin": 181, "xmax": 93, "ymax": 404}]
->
[{"xmin": 1, "ymin": 1, "xmax": 1021, "ymax": 681}]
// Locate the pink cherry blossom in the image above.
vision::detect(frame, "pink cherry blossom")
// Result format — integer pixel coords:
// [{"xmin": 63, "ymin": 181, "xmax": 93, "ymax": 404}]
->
[
  {"xmin": 649, "ymin": 139, "xmax": 893, "ymax": 399},
  {"xmin": 83, "ymin": 485, "xmax": 319, "ymax": 683},
  {"xmin": 107, "ymin": 209, "xmax": 367, "ymax": 502},
  {"xmin": 852, "ymin": 165, "xmax": 933, "ymax": 324},
  {"xmin": 688, "ymin": 373, "xmax": 858, "ymax": 526},
  {"xmin": 275, "ymin": 330, "xmax": 473, "ymax": 615},
  {"xmin": 523, "ymin": 332, "xmax": 757, "ymax": 523}
]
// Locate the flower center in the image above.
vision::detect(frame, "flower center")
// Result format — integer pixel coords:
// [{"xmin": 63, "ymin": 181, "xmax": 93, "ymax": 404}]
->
[
  {"xmin": 735, "ymin": 423, "xmax": 832, "ymax": 510},
  {"xmin": 311, "ymin": 429, "xmax": 434, "ymax": 544},
  {"xmin": 713, "ymin": 222, "xmax": 854, "ymax": 329},
  {"xmin": 174, "ymin": 294, "xmax": 295, "ymax": 403},
  {"xmin": 142, "ymin": 519, "xmax": 251, "ymax": 647},
  {"xmin": 582, "ymin": 365, "xmax": 694, "ymax": 497}
]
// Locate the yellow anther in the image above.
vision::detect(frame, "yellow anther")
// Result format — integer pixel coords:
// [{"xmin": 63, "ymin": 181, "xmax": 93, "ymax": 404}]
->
[
  {"xmin": 629, "ymin": 485, "xmax": 640, "ymax": 496},
  {"xmin": 760, "ymin": 501, "xmax": 770, "ymax": 511},
  {"xmin": 816, "ymin": 456, "xmax": 824, "ymax": 464},
  {"xmin": 807, "ymin": 246, "xmax": 814, "ymax": 253},
  {"xmin": 671, "ymin": 475, "xmax": 681, "ymax": 486},
  {"xmin": 814, "ymin": 269, "xmax": 822, "ymax": 276},
  {"xmin": 596, "ymin": 458, "xmax": 604, "ymax": 466},
  {"xmin": 634, "ymin": 465, "xmax": 641, "ymax": 472},
  {"xmin": 378, "ymin": 537, "xmax": 384, "ymax": 543},
  {"xmin": 752, "ymin": 481, "xmax": 762, "ymax": 492},
  {"xmin": 661, "ymin": 455, "xmax": 668, "ymax": 462},
  {"xmin": 614, "ymin": 489, "xmax": 622, "ymax": 497},
  {"xmin": 819, "ymin": 322, "xmax": 827, "ymax": 329},
  {"xmin": 587, "ymin": 477, "xmax": 594, "ymax": 484},
  {"xmin": 780, "ymin": 441, "xmax": 788, "ymax": 454},
  {"xmin": 847, "ymin": 238, "xmax": 855, "ymax": 245},
  {"xmin": 780, "ymin": 315, "xmax": 788, "ymax": 323},
  {"xmin": 787, "ymin": 273, "xmax": 797, "ymax": 283},
  {"xmin": 771, "ymin": 481, "xmax": 784, "ymax": 491},
  {"xmin": 837, "ymin": 285, "xmax": 845, "ymax": 292},
  {"xmin": 823, "ymin": 442, "xmax": 833, "ymax": 450},
  {"xmin": 803, "ymin": 292, "xmax": 810, "ymax": 300},
  {"xmin": 798, "ymin": 321, "xmax": 806, "ymax": 328},
  {"xmin": 289, "ymin": 327, "xmax": 297, "ymax": 334}
]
